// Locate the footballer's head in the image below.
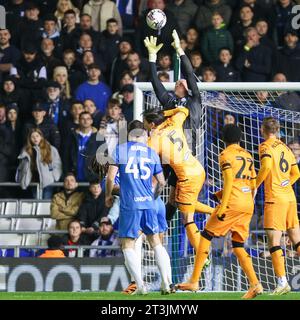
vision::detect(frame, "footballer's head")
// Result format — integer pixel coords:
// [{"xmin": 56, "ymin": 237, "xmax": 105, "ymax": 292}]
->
[
  {"xmin": 143, "ymin": 109, "xmax": 165, "ymax": 131},
  {"xmin": 128, "ymin": 119, "xmax": 147, "ymax": 142},
  {"xmin": 261, "ymin": 117, "xmax": 280, "ymax": 139},
  {"xmin": 222, "ymin": 124, "xmax": 242, "ymax": 145}
]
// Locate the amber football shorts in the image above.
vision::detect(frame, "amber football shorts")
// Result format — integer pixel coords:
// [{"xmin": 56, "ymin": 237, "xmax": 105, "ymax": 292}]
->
[
  {"xmin": 175, "ymin": 172, "xmax": 205, "ymax": 214},
  {"xmin": 205, "ymin": 207, "xmax": 253, "ymax": 242},
  {"xmin": 264, "ymin": 200, "xmax": 299, "ymax": 231}
]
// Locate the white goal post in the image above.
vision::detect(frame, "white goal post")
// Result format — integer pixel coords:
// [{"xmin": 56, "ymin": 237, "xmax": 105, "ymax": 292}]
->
[{"xmin": 133, "ymin": 81, "xmax": 300, "ymax": 292}]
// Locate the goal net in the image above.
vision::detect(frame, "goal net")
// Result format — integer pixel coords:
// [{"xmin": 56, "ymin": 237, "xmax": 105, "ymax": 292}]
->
[{"xmin": 134, "ymin": 82, "xmax": 300, "ymax": 292}]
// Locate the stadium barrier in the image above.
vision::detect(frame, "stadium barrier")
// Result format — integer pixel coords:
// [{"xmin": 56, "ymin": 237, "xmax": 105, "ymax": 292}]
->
[{"xmin": 0, "ymin": 257, "xmax": 129, "ymax": 292}]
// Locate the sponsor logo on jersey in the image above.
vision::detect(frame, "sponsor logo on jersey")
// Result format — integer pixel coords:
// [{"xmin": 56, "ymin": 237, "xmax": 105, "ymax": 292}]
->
[
  {"xmin": 281, "ymin": 179, "xmax": 290, "ymax": 187},
  {"xmin": 134, "ymin": 196, "xmax": 152, "ymax": 202},
  {"xmin": 241, "ymin": 187, "xmax": 251, "ymax": 193}
]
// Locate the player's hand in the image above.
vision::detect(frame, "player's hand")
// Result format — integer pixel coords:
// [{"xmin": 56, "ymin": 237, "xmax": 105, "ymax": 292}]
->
[
  {"xmin": 171, "ymin": 29, "xmax": 185, "ymax": 56},
  {"xmin": 143, "ymin": 36, "xmax": 163, "ymax": 62},
  {"xmin": 215, "ymin": 206, "xmax": 226, "ymax": 221},
  {"xmin": 105, "ymin": 195, "xmax": 114, "ymax": 208}
]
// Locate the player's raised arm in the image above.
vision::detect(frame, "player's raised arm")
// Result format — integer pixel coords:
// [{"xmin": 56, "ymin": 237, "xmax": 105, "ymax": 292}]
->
[
  {"xmin": 144, "ymin": 36, "xmax": 174, "ymax": 108},
  {"xmin": 171, "ymin": 29, "xmax": 200, "ymax": 99}
]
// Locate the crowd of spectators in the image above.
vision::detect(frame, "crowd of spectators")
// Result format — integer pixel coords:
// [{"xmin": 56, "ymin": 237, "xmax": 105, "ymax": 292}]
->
[{"xmin": 0, "ymin": 0, "xmax": 300, "ymax": 256}]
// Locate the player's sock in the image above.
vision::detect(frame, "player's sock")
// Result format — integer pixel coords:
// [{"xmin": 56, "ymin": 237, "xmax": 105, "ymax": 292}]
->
[
  {"xmin": 162, "ymin": 244, "xmax": 172, "ymax": 285},
  {"xmin": 190, "ymin": 231, "xmax": 212, "ymax": 283},
  {"xmin": 278, "ymin": 276, "xmax": 288, "ymax": 287},
  {"xmin": 135, "ymin": 234, "xmax": 143, "ymax": 280},
  {"xmin": 233, "ymin": 246, "xmax": 259, "ymax": 286},
  {"xmin": 123, "ymin": 248, "xmax": 144, "ymax": 289},
  {"xmin": 270, "ymin": 246, "xmax": 286, "ymax": 278},
  {"xmin": 153, "ymin": 243, "xmax": 171, "ymax": 290},
  {"xmin": 195, "ymin": 201, "xmax": 215, "ymax": 215},
  {"xmin": 184, "ymin": 222, "xmax": 200, "ymax": 251}
]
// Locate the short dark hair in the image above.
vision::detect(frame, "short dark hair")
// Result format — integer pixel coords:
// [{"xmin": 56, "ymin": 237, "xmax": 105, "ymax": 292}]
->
[
  {"xmin": 107, "ymin": 18, "xmax": 118, "ymax": 25},
  {"xmin": 79, "ymin": 111, "xmax": 92, "ymax": 119},
  {"xmin": 89, "ymin": 179, "xmax": 101, "ymax": 186},
  {"xmin": 128, "ymin": 120, "xmax": 145, "ymax": 137},
  {"xmin": 189, "ymin": 50, "xmax": 202, "ymax": 58},
  {"xmin": 202, "ymin": 66, "xmax": 216, "ymax": 76},
  {"xmin": 219, "ymin": 47, "xmax": 232, "ymax": 55},
  {"xmin": 47, "ymin": 235, "xmax": 64, "ymax": 250},
  {"xmin": 64, "ymin": 172, "xmax": 77, "ymax": 180},
  {"xmin": 222, "ymin": 124, "xmax": 242, "ymax": 144},
  {"xmin": 64, "ymin": 9, "xmax": 76, "ymax": 16},
  {"xmin": 80, "ymin": 13, "xmax": 91, "ymax": 19},
  {"xmin": 108, "ymin": 98, "xmax": 121, "ymax": 108},
  {"xmin": 143, "ymin": 109, "xmax": 166, "ymax": 126},
  {"xmin": 71, "ymin": 100, "xmax": 83, "ymax": 107}
]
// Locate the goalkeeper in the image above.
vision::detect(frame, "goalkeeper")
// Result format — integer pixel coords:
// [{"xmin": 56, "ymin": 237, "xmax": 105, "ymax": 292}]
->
[{"xmin": 144, "ymin": 30, "xmax": 209, "ymax": 245}]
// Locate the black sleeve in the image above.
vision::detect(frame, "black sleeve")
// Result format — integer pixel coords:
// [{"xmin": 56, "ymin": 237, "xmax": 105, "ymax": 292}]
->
[
  {"xmin": 50, "ymin": 125, "xmax": 61, "ymax": 150},
  {"xmin": 180, "ymin": 55, "xmax": 201, "ymax": 99},
  {"xmin": 76, "ymin": 203, "xmax": 88, "ymax": 228},
  {"xmin": 150, "ymin": 61, "xmax": 175, "ymax": 109}
]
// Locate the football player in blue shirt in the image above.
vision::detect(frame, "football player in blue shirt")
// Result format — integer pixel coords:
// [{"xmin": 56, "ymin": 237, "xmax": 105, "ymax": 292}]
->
[{"xmin": 105, "ymin": 120, "xmax": 172, "ymax": 295}]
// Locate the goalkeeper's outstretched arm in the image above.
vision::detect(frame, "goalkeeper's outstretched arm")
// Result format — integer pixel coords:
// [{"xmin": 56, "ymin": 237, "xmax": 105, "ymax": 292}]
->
[{"xmin": 144, "ymin": 36, "xmax": 175, "ymax": 109}]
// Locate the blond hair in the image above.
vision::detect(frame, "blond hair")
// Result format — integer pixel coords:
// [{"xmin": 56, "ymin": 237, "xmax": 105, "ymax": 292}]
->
[
  {"xmin": 262, "ymin": 117, "xmax": 280, "ymax": 135},
  {"xmin": 53, "ymin": 66, "xmax": 71, "ymax": 99}
]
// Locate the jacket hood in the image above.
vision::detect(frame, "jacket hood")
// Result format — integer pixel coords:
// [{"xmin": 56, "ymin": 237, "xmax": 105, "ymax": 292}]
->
[
  {"xmin": 84, "ymin": 190, "xmax": 104, "ymax": 203},
  {"xmin": 75, "ymin": 126, "xmax": 98, "ymax": 135}
]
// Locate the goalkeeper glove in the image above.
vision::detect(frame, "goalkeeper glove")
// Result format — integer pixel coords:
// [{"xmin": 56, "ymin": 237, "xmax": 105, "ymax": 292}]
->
[
  {"xmin": 171, "ymin": 29, "xmax": 185, "ymax": 56},
  {"xmin": 143, "ymin": 36, "xmax": 163, "ymax": 63}
]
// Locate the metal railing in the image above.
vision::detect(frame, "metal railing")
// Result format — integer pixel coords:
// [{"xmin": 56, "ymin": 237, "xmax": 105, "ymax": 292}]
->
[{"xmin": 0, "ymin": 182, "xmax": 90, "ymax": 199}]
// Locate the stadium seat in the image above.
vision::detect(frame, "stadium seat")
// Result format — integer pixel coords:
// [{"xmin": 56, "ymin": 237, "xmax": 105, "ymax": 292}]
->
[
  {"xmin": 40, "ymin": 234, "xmax": 50, "ymax": 246},
  {"xmin": 43, "ymin": 218, "xmax": 57, "ymax": 231},
  {"xmin": 0, "ymin": 218, "xmax": 13, "ymax": 230},
  {"xmin": 22, "ymin": 233, "xmax": 39, "ymax": 246},
  {"xmin": 36, "ymin": 201, "xmax": 51, "ymax": 216},
  {"xmin": 19, "ymin": 200, "xmax": 37, "ymax": 215},
  {"xmin": 15, "ymin": 218, "xmax": 43, "ymax": 231},
  {"xmin": 0, "ymin": 233, "xmax": 22, "ymax": 245},
  {"xmin": 3, "ymin": 200, "xmax": 18, "ymax": 216}
]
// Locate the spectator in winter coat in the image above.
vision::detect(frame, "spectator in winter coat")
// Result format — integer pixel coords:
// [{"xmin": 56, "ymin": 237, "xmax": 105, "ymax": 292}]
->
[
  {"xmin": 119, "ymin": 84, "xmax": 134, "ymax": 123},
  {"xmin": 53, "ymin": 66, "xmax": 72, "ymax": 100},
  {"xmin": 83, "ymin": 0, "xmax": 123, "ymax": 34},
  {"xmin": 213, "ymin": 48, "xmax": 240, "ymax": 82},
  {"xmin": 23, "ymin": 102, "xmax": 61, "ymax": 150},
  {"xmin": 167, "ymin": 0, "xmax": 198, "ymax": 35},
  {"xmin": 76, "ymin": 63, "xmax": 111, "ymax": 114},
  {"xmin": 276, "ymin": 30, "xmax": 300, "ymax": 82},
  {"xmin": 189, "ymin": 51, "xmax": 205, "ymax": 80},
  {"xmin": 185, "ymin": 27, "xmax": 201, "ymax": 58},
  {"xmin": 61, "ymin": 9, "xmax": 81, "ymax": 51},
  {"xmin": 10, "ymin": 43, "xmax": 47, "ymax": 102},
  {"xmin": 235, "ymin": 27, "xmax": 272, "ymax": 81},
  {"xmin": 40, "ymin": 38, "xmax": 62, "ymax": 80},
  {"xmin": 50, "ymin": 173, "xmax": 84, "ymax": 230},
  {"xmin": 83, "ymin": 99, "xmax": 102, "ymax": 128},
  {"xmin": 0, "ymin": 75, "xmax": 31, "ymax": 121},
  {"xmin": 195, "ymin": 0, "xmax": 232, "ymax": 31},
  {"xmin": 89, "ymin": 216, "xmax": 121, "ymax": 257},
  {"xmin": 16, "ymin": 128, "xmax": 62, "ymax": 198},
  {"xmin": 126, "ymin": 52, "xmax": 149, "ymax": 82},
  {"xmin": 0, "ymin": 28, "xmax": 21, "ymax": 83},
  {"xmin": 76, "ymin": 180, "xmax": 109, "ymax": 239},
  {"xmin": 99, "ymin": 18, "xmax": 122, "ymax": 68},
  {"xmin": 61, "ymin": 219, "xmax": 91, "ymax": 257},
  {"xmin": 43, "ymin": 80, "xmax": 70, "ymax": 136},
  {"xmin": 201, "ymin": 12, "xmax": 234, "ymax": 64},
  {"xmin": 99, "ymin": 98, "xmax": 126, "ymax": 157},
  {"xmin": 65, "ymin": 111, "xmax": 105, "ymax": 182}
]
